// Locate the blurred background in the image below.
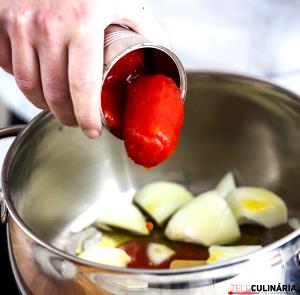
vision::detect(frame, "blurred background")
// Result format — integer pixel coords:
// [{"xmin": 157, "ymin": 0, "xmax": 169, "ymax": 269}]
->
[{"xmin": 0, "ymin": 0, "xmax": 300, "ymax": 128}]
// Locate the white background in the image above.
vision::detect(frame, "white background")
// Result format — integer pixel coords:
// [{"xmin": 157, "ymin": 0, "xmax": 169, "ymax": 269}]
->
[{"xmin": 1, "ymin": 0, "xmax": 300, "ymax": 127}]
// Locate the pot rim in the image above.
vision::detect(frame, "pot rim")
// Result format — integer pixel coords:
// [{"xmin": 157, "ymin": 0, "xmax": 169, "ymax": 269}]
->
[{"xmin": 2, "ymin": 70, "xmax": 300, "ymax": 275}]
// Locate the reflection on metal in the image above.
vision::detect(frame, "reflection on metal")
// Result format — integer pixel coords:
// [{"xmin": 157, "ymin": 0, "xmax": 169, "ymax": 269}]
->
[
  {"xmin": 0, "ymin": 188, "xmax": 8, "ymax": 223},
  {"xmin": 2, "ymin": 73, "xmax": 300, "ymax": 294},
  {"xmin": 0, "ymin": 125, "xmax": 24, "ymax": 223}
]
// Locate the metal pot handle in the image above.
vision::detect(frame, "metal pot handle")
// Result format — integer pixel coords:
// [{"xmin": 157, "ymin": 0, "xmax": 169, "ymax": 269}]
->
[
  {"xmin": 0, "ymin": 125, "xmax": 25, "ymax": 139},
  {"xmin": 0, "ymin": 125, "xmax": 25, "ymax": 223}
]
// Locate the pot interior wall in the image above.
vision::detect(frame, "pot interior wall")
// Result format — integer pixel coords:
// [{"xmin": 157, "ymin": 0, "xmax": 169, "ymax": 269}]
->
[{"xmin": 6, "ymin": 73, "xmax": 300, "ymax": 245}]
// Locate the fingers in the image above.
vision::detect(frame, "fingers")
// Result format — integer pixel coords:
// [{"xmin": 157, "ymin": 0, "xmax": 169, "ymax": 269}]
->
[
  {"xmin": 0, "ymin": 31, "xmax": 12, "ymax": 74},
  {"xmin": 1, "ymin": 0, "xmax": 170, "ymax": 140},
  {"xmin": 39, "ymin": 44, "xmax": 77, "ymax": 126},
  {"xmin": 9, "ymin": 24, "xmax": 48, "ymax": 110},
  {"xmin": 1, "ymin": 2, "xmax": 106, "ymax": 139},
  {"xmin": 68, "ymin": 29, "xmax": 103, "ymax": 138}
]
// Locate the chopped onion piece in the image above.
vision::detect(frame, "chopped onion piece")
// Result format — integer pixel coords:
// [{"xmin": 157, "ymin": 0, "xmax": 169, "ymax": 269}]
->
[
  {"xmin": 95, "ymin": 222, "xmax": 112, "ymax": 232},
  {"xmin": 170, "ymin": 260, "xmax": 206, "ymax": 269},
  {"xmin": 216, "ymin": 171, "xmax": 236, "ymax": 198},
  {"xmin": 165, "ymin": 191, "xmax": 241, "ymax": 246},
  {"xmin": 288, "ymin": 217, "xmax": 300, "ymax": 230},
  {"xmin": 147, "ymin": 243, "xmax": 175, "ymax": 265},
  {"xmin": 79, "ymin": 247, "xmax": 131, "ymax": 267},
  {"xmin": 98, "ymin": 233, "xmax": 133, "ymax": 248},
  {"xmin": 134, "ymin": 181, "xmax": 193, "ymax": 225},
  {"xmin": 94, "ymin": 201, "xmax": 149, "ymax": 235},
  {"xmin": 227, "ymin": 187, "xmax": 288, "ymax": 228},
  {"xmin": 207, "ymin": 245, "xmax": 262, "ymax": 264},
  {"xmin": 66, "ymin": 227, "xmax": 100, "ymax": 255}
]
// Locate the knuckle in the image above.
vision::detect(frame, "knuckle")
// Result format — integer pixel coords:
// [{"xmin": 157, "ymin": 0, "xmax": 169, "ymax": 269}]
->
[
  {"xmin": 71, "ymin": 3, "xmax": 93, "ymax": 25},
  {"xmin": 70, "ymin": 77, "xmax": 97, "ymax": 93},
  {"xmin": 43, "ymin": 81, "xmax": 68, "ymax": 105},
  {"xmin": 34, "ymin": 11, "xmax": 56, "ymax": 41},
  {"xmin": 5, "ymin": 10, "xmax": 29, "ymax": 35},
  {"xmin": 15, "ymin": 75, "xmax": 35, "ymax": 92},
  {"xmin": 30, "ymin": 98, "xmax": 48, "ymax": 110},
  {"xmin": 3, "ymin": 11, "xmax": 14, "ymax": 26},
  {"xmin": 74, "ymin": 20, "xmax": 96, "ymax": 37}
]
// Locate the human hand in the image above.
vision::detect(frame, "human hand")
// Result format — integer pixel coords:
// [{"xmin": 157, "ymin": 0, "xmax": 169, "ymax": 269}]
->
[{"xmin": 0, "ymin": 0, "xmax": 169, "ymax": 138}]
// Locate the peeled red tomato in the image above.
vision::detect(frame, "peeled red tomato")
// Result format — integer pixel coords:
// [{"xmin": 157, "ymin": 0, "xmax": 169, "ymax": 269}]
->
[
  {"xmin": 101, "ymin": 49, "xmax": 184, "ymax": 168},
  {"xmin": 124, "ymin": 75, "xmax": 184, "ymax": 168},
  {"xmin": 101, "ymin": 49, "xmax": 144, "ymax": 138}
]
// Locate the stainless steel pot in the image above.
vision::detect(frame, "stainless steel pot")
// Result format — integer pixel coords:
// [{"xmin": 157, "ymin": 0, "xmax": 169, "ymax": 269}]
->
[{"xmin": 1, "ymin": 72, "xmax": 300, "ymax": 295}]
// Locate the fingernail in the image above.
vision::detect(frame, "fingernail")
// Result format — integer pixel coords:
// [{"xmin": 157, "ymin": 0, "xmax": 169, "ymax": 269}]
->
[{"xmin": 82, "ymin": 128, "xmax": 101, "ymax": 139}]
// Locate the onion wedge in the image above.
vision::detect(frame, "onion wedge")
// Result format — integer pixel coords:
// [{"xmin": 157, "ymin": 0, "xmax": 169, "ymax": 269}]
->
[
  {"xmin": 216, "ymin": 171, "xmax": 236, "ymax": 198},
  {"xmin": 226, "ymin": 187, "xmax": 288, "ymax": 228},
  {"xmin": 134, "ymin": 181, "xmax": 193, "ymax": 225},
  {"xmin": 147, "ymin": 243, "xmax": 175, "ymax": 265},
  {"xmin": 165, "ymin": 191, "xmax": 241, "ymax": 246},
  {"xmin": 79, "ymin": 247, "xmax": 131, "ymax": 267},
  {"xmin": 94, "ymin": 201, "xmax": 149, "ymax": 235},
  {"xmin": 207, "ymin": 245, "xmax": 262, "ymax": 264}
]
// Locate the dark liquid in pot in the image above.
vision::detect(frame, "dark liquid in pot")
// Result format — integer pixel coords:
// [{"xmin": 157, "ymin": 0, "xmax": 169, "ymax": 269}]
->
[
  {"xmin": 117, "ymin": 223, "xmax": 294, "ymax": 269},
  {"xmin": 119, "ymin": 228, "xmax": 208, "ymax": 269}
]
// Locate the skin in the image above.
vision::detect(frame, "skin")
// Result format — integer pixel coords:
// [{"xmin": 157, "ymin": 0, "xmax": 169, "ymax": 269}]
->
[{"xmin": 0, "ymin": 0, "xmax": 170, "ymax": 138}]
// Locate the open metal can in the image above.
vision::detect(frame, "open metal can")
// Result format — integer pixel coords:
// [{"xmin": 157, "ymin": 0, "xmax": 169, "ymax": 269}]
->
[{"xmin": 101, "ymin": 24, "xmax": 187, "ymax": 133}]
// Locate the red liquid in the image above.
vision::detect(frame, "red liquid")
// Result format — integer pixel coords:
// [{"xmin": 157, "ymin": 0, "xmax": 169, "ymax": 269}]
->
[{"xmin": 119, "ymin": 235, "xmax": 208, "ymax": 269}]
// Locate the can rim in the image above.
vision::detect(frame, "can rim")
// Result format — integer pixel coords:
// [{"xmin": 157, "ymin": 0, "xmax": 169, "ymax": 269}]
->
[{"xmin": 100, "ymin": 43, "xmax": 187, "ymax": 137}]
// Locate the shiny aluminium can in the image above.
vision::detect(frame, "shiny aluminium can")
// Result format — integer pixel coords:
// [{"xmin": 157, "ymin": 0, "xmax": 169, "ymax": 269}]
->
[{"xmin": 101, "ymin": 24, "xmax": 187, "ymax": 133}]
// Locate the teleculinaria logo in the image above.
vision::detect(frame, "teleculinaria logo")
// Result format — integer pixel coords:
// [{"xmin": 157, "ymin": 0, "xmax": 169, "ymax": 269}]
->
[{"xmin": 228, "ymin": 283, "xmax": 297, "ymax": 294}]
